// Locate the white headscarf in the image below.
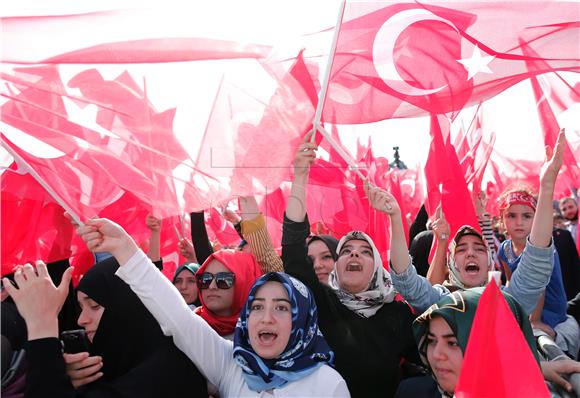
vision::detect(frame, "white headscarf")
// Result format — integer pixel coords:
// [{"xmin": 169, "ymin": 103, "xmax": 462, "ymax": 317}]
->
[
  {"xmin": 447, "ymin": 225, "xmax": 494, "ymax": 289},
  {"xmin": 329, "ymin": 230, "xmax": 396, "ymax": 318}
]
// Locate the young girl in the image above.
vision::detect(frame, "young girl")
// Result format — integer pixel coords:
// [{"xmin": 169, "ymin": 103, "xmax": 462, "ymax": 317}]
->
[
  {"xmin": 385, "ymin": 130, "xmax": 567, "ymax": 316},
  {"xmin": 498, "ymin": 188, "xmax": 579, "ymax": 358},
  {"xmin": 75, "ymin": 218, "xmax": 350, "ymax": 397}
]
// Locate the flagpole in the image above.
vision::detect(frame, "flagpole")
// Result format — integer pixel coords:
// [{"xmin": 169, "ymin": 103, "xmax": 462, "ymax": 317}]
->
[
  {"xmin": 314, "ymin": 124, "xmax": 365, "ymax": 181},
  {"xmin": 1, "ymin": 141, "xmax": 85, "ymax": 226},
  {"xmin": 310, "ymin": 0, "xmax": 346, "ymax": 143}
]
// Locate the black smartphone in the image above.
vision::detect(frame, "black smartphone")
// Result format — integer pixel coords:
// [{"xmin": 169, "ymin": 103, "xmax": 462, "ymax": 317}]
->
[{"xmin": 60, "ymin": 329, "xmax": 91, "ymax": 354}]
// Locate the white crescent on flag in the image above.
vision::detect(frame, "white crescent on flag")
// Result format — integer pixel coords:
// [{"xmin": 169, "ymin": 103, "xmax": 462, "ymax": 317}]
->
[{"xmin": 372, "ymin": 8, "xmax": 459, "ymax": 96}]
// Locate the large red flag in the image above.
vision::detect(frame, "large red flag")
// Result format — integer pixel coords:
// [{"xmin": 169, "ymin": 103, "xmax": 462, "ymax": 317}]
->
[
  {"xmin": 455, "ymin": 282, "xmax": 550, "ymax": 397},
  {"xmin": 315, "ymin": 1, "xmax": 580, "ymax": 123},
  {"xmin": 0, "ymin": 65, "xmax": 193, "ymax": 220},
  {"xmin": 1, "ymin": 10, "xmax": 271, "ymax": 64},
  {"xmin": 522, "ymin": 43, "xmax": 580, "ymax": 191},
  {"xmin": 1, "ymin": 162, "xmax": 74, "ymax": 275},
  {"xmin": 424, "ymin": 115, "xmax": 480, "ymax": 235}
]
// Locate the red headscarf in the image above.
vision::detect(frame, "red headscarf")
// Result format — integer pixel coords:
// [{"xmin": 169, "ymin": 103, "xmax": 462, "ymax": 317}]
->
[
  {"xmin": 195, "ymin": 250, "xmax": 263, "ymax": 336},
  {"xmin": 498, "ymin": 191, "xmax": 537, "ymax": 213}
]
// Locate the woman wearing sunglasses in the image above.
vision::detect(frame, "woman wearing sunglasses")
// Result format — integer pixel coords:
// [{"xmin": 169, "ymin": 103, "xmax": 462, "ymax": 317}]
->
[
  {"xmin": 73, "ymin": 218, "xmax": 350, "ymax": 397},
  {"xmin": 194, "ymin": 250, "xmax": 263, "ymax": 339}
]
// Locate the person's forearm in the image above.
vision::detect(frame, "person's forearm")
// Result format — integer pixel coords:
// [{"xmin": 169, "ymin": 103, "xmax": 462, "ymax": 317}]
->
[
  {"xmin": 286, "ymin": 173, "xmax": 308, "ymax": 222},
  {"xmin": 530, "ymin": 183, "xmax": 555, "ymax": 248},
  {"xmin": 390, "ymin": 213, "xmax": 411, "ymax": 273},
  {"xmin": 427, "ymin": 239, "xmax": 447, "ymax": 285},
  {"xmin": 239, "ymin": 196, "xmax": 260, "ymax": 220},
  {"xmin": 147, "ymin": 231, "xmax": 161, "ymax": 262},
  {"xmin": 242, "ymin": 214, "xmax": 283, "ymax": 273},
  {"xmin": 530, "ymin": 293, "xmax": 545, "ymax": 322}
]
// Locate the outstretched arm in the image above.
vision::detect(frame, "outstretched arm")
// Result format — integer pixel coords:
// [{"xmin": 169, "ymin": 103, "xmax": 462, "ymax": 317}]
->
[
  {"xmin": 530, "ymin": 130, "xmax": 566, "ymax": 248},
  {"xmin": 427, "ymin": 208, "xmax": 450, "ymax": 285},
  {"xmin": 239, "ymin": 196, "xmax": 283, "ymax": 273},
  {"xmin": 75, "ymin": 218, "xmax": 233, "ymax": 389},
  {"xmin": 286, "ymin": 134, "xmax": 317, "ymax": 223},
  {"xmin": 365, "ymin": 183, "xmax": 446, "ymax": 312},
  {"xmin": 145, "ymin": 213, "xmax": 162, "ymax": 262}
]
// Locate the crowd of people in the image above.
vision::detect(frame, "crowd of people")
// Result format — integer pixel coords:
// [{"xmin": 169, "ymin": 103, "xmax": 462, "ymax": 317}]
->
[{"xmin": 2, "ymin": 130, "xmax": 580, "ymax": 397}]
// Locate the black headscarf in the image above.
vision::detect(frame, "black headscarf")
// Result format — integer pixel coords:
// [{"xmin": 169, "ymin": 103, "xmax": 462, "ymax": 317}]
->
[
  {"xmin": 307, "ymin": 235, "xmax": 339, "ymax": 261},
  {"xmin": 76, "ymin": 257, "xmax": 207, "ymax": 397}
]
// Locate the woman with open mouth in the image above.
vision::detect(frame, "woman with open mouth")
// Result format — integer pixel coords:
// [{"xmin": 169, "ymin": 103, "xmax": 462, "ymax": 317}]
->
[
  {"xmin": 282, "ymin": 136, "xmax": 421, "ymax": 397},
  {"xmin": 70, "ymin": 218, "xmax": 350, "ymax": 397},
  {"xmin": 385, "ymin": 131, "xmax": 566, "ymax": 319}
]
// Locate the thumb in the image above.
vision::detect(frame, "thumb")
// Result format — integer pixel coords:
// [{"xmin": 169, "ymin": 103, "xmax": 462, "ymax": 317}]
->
[{"xmin": 58, "ymin": 267, "xmax": 74, "ymax": 295}]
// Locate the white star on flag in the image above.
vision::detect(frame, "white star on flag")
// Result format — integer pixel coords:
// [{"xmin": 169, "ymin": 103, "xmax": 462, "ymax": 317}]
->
[{"xmin": 457, "ymin": 46, "xmax": 495, "ymax": 80}]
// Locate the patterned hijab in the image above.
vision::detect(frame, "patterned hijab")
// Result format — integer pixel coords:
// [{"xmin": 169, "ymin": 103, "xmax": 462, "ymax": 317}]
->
[
  {"xmin": 195, "ymin": 250, "xmax": 262, "ymax": 336},
  {"xmin": 412, "ymin": 288, "xmax": 539, "ymax": 397},
  {"xmin": 446, "ymin": 226, "xmax": 493, "ymax": 290},
  {"xmin": 329, "ymin": 230, "xmax": 396, "ymax": 318},
  {"xmin": 233, "ymin": 272, "xmax": 334, "ymax": 392}
]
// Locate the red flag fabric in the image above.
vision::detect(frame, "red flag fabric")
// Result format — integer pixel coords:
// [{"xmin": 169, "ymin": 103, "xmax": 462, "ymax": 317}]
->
[
  {"xmin": 454, "ymin": 281, "xmax": 550, "ymax": 397},
  {"xmin": 207, "ymin": 207, "xmax": 242, "ymax": 248},
  {"xmin": 523, "ymin": 43, "xmax": 580, "ymax": 188},
  {"xmin": 316, "ymin": 1, "xmax": 580, "ymax": 123},
  {"xmin": 1, "ymin": 10, "xmax": 271, "ymax": 64},
  {"xmin": 1, "ymin": 162, "xmax": 74, "ymax": 275},
  {"xmin": 190, "ymin": 56, "xmax": 314, "ymax": 211},
  {"xmin": 423, "ymin": 115, "xmax": 480, "ymax": 237}
]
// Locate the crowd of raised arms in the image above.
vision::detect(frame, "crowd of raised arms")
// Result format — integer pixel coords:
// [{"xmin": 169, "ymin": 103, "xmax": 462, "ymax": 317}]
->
[{"xmin": 2, "ymin": 130, "xmax": 580, "ymax": 398}]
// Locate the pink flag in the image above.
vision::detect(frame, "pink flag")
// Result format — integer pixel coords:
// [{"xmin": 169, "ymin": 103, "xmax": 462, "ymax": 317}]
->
[
  {"xmin": 317, "ymin": 1, "xmax": 580, "ymax": 123},
  {"xmin": 522, "ymin": 43, "xmax": 580, "ymax": 190},
  {"xmin": 190, "ymin": 55, "xmax": 315, "ymax": 211},
  {"xmin": 1, "ymin": 10, "xmax": 270, "ymax": 64}
]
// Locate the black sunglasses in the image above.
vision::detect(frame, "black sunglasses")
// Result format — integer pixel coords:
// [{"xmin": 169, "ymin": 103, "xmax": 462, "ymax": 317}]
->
[{"xmin": 196, "ymin": 272, "xmax": 236, "ymax": 290}]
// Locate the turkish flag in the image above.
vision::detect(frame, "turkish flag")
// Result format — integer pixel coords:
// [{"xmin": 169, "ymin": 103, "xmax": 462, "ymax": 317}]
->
[
  {"xmin": 455, "ymin": 282, "xmax": 550, "ymax": 397},
  {"xmin": 317, "ymin": 1, "xmax": 580, "ymax": 123}
]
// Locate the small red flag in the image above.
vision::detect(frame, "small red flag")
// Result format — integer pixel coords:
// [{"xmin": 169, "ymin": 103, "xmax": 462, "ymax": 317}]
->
[{"xmin": 455, "ymin": 281, "xmax": 550, "ymax": 397}]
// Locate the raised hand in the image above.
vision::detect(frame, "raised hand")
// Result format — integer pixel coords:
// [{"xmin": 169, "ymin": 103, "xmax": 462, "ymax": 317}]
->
[
  {"xmin": 293, "ymin": 133, "xmax": 317, "ymax": 176},
  {"xmin": 145, "ymin": 214, "xmax": 161, "ymax": 232},
  {"xmin": 539, "ymin": 129, "xmax": 566, "ymax": 190},
  {"xmin": 178, "ymin": 238, "xmax": 197, "ymax": 263},
  {"xmin": 472, "ymin": 190, "xmax": 488, "ymax": 217},
  {"xmin": 364, "ymin": 180, "xmax": 399, "ymax": 216},
  {"xmin": 2, "ymin": 261, "xmax": 73, "ymax": 339},
  {"xmin": 74, "ymin": 218, "xmax": 139, "ymax": 266},
  {"xmin": 431, "ymin": 207, "xmax": 450, "ymax": 242},
  {"xmin": 223, "ymin": 208, "xmax": 241, "ymax": 225}
]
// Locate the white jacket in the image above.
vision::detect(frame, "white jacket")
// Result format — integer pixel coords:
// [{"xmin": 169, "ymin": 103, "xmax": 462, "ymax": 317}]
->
[{"xmin": 116, "ymin": 250, "xmax": 350, "ymax": 398}]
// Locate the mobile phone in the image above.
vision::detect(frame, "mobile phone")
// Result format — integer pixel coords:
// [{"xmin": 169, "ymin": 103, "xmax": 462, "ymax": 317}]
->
[{"xmin": 60, "ymin": 329, "xmax": 91, "ymax": 354}]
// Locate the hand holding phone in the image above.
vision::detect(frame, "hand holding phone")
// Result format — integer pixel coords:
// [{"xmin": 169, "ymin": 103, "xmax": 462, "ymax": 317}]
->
[{"xmin": 63, "ymin": 352, "xmax": 104, "ymax": 388}]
